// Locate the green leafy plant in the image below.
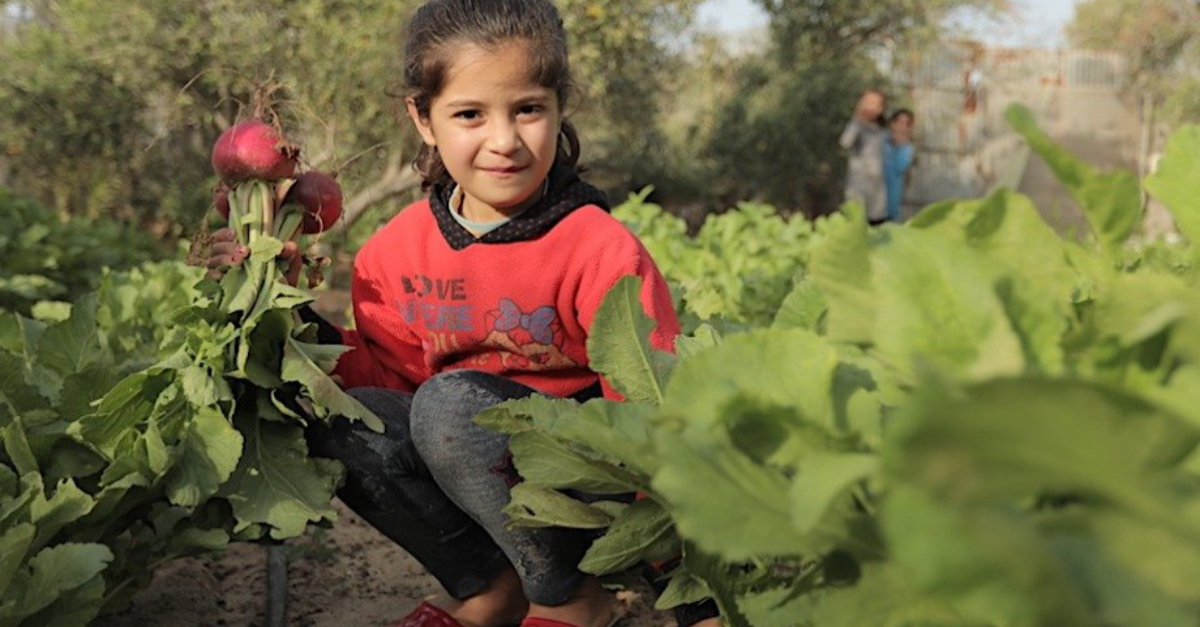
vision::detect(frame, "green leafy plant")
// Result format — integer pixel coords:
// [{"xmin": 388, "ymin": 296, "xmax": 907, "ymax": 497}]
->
[
  {"xmin": 0, "ymin": 141, "xmax": 376, "ymax": 623},
  {"xmin": 0, "ymin": 189, "xmax": 164, "ymax": 316},
  {"xmin": 0, "ymin": 274, "xmax": 228, "ymax": 626},
  {"xmin": 483, "ymin": 111, "xmax": 1200, "ymax": 627},
  {"xmin": 615, "ymin": 189, "xmax": 813, "ymax": 328}
]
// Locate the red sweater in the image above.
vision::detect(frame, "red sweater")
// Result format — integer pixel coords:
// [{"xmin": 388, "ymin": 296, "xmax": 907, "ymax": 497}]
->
[{"xmin": 332, "ymin": 198, "xmax": 679, "ymax": 399}]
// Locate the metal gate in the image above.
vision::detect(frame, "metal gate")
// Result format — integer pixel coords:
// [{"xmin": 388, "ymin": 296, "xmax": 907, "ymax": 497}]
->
[{"xmin": 889, "ymin": 42, "xmax": 1129, "ymax": 213}]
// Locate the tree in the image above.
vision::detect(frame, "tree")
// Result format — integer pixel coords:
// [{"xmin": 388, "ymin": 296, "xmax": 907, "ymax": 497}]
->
[
  {"xmin": 0, "ymin": 0, "xmax": 707, "ymax": 243},
  {"xmin": 753, "ymin": 0, "xmax": 1008, "ymax": 65},
  {"xmin": 1067, "ymin": 0, "xmax": 1200, "ymax": 125},
  {"xmin": 704, "ymin": 56, "xmax": 884, "ymax": 216},
  {"xmin": 0, "ymin": 0, "xmax": 422, "ymax": 240},
  {"xmin": 559, "ymin": 0, "xmax": 704, "ymax": 193}
]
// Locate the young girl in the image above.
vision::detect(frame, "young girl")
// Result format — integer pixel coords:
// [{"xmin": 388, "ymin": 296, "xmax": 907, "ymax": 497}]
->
[
  {"xmin": 839, "ymin": 89, "xmax": 888, "ymax": 225},
  {"xmin": 883, "ymin": 109, "xmax": 915, "ymax": 223},
  {"xmin": 207, "ymin": 1, "xmax": 719, "ymax": 627}
]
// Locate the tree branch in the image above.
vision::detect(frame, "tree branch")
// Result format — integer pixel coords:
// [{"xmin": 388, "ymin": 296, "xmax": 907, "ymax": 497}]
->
[{"xmin": 328, "ymin": 152, "xmax": 421, "ymax": 235}]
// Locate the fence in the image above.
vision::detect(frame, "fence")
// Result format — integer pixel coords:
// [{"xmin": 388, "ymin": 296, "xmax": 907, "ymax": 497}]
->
[{"xmin": 891, "ymin": 42, "xmax": 1130, "ymax": 213}]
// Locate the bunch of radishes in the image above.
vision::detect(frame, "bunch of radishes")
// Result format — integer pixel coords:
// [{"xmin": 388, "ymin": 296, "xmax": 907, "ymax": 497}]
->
[{"xmin": 211, "ymin": 119, "xmax": 343, "ymax": 246}]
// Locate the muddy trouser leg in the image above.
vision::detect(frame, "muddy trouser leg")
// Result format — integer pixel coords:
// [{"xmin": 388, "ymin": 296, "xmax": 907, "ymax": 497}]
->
[
  {"xmin": 410, "ymin": 370, "xmax": 600, "ymax": 607},
  {"xmin": 304, "ymin": 386, "xmax": 511, "ymax": 600}
]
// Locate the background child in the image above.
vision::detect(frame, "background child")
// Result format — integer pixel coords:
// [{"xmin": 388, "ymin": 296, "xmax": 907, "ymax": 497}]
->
[
  {"xmin": 884, "ymin": 108, "xmax": 915, "ymax": 222},
  {"xmin": 207, "ymin": 1, "xmax": 718, "ymax": 627},
  {"xmin": 839, "ymin": 89, "xmax": 889, "ymax": 225}
]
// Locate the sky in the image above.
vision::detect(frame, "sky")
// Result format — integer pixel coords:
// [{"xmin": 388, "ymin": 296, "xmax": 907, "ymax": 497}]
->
[{"xmin": 696, "ymin": 0, "xmax": 1086, "ymax": 48}]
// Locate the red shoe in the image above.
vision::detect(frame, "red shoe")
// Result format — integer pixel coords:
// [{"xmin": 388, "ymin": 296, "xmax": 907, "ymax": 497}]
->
[
  {"xmin": 521, "ymin": 618, "xmax": 579, "ymax": 627},
  {"xmin": 392, "ymin": 601, "xmax": 466, "ymax": 627},
  {"xmin": 522, "ymin": 617, "xmax": 621, "ymax": 627}
]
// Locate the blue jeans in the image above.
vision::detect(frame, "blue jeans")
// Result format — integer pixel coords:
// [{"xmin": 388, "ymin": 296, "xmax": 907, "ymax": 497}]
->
[{"xmin": 305, "ymin": 370, "xmax": 600, "ymax": 605}]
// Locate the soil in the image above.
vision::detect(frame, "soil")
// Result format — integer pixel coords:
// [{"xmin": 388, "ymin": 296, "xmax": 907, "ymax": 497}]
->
[{"xmin": 94, "ymin": 500, "xmax": 671, "ymax": 627}]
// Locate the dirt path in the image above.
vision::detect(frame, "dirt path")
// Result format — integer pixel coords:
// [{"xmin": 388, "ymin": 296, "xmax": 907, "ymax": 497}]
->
[{"xmin": 95, "ymin": 500, "xmax": 671, "ymax": 627}]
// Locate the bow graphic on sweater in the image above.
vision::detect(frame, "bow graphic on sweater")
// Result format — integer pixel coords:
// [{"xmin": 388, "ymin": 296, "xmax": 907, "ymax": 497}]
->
[{"xmin": 493, "ymin": 299, "xmax": 557, "ymax": 345}]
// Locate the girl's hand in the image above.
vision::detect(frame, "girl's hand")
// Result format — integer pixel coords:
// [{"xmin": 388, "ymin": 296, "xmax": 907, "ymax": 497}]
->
[
  {"xmin": 204, "ymin": 228, "xmax": 247, "ymax": 280},
  {"xmin": 205, "ymin": 227, "xmax": 303, "ymax": 285}
]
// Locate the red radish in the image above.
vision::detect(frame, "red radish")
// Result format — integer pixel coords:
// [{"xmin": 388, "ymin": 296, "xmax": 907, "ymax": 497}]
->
[
  {"xmin": 287, "ymin": 171, "xmax": 343, "ymax": 234},
  {"xmin": 213, "ymin": 182, "xmax": 231, "ymax": 220},
  {"xmin": 211, "ymin": 120, "xmax": 299, "ymax": 183}
]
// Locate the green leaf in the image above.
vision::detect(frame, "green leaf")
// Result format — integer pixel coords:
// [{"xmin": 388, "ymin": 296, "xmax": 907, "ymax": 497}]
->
[
  {"xmin": 653, "ymin": 434, "xmax": 801, "ymax": 560},
  {"xmin": 165, "ymin": 406, "xmax": 243, "ymax": 507},
  {"xmin": 883, "ymin": 487, "xmax": 1096, "ymax": 627},
  {"xmin": 40, "ymin": 440, "xmax": 105, "ymax": 486},
  {"xmin": 681, "ymin": 545, "xmax": 752, "ymax": 627},
  {"xmin": 0, "ymin": 524, "xmax": 35, "ymax": 598},
  {"xmin": 267, "ymin": 279, "xmax": 316, "ymax": 311},
  {"xmin": 911, "ymin": 190, "xmax": 1078, "ymax": 374},
  {"xmin": 34, "ymin": 293, "xmax": 105, "ymax": 377},
  {"xmin": 179, "ymin": 364, "xmax": 221, "ymax": 408},
  {"xmin": 475, "ymin": 395, "xmax": 580, "ymax": 436},
  {"xmin": 1092, "ymin": 273, "xmax": 1190, "ymax": 348},
  {"xmin": 587, "ymin": 276, "xmax": 677, "ymax": 404},
  {"xmin": 785, "ymin": 562, "xmax": 975, "ymax": 627},
  {"xmin": 1, "ymin": 542, "xmax": 112, "ymax": 622},
  {"xmin": 14, "ymin": 317, "xmax": 46, "ymax": 365},
  {"xmin": 57, "ymin": 366, "xmax": 118, "ymax": 423},
  {"xmin": 887, "ymin": 378, "xmax": 1200, "ymax": 544},
  {"xmin": 502, "ymin": 483, "xmax": 615, "ymax": 529},
  {"xmin": 19, "ymin": 574, "xmax": 106, "ymax": 627},
  {"xmin": 547, "ymin": 400, "xmax": 659, "ymax": 477},
  {"xmin": 662, "ymin": 328, "xmax": 839, "ymax": 431},
  {"xmin": 830, "ymin": 354, "xmax": 886, "ymax": 445},
  {"xmin": 509, "ymin": 431, "xmax": 640, "ymax": 494},
  {"xmin": 772, "ymin": 279, "xmax": 828, "ymax": 331},
  {"xmin": 1144, "ymin": 125, "xmax": 1200, "ymax": 252},
  {"xmin": 871, "ymin": 229, "xmax": 1025, "ymax": 383},
  {"xmin": 1084, "ymin": 509, "xmax": 1200, "ymax": 605},
  {"xmin": 282, "ymin": 337, "xmax": 382, "ymax": 432},
  {"xmin": 579, "ymin": 499, "xmax": 678, "ymax": 575},
  {"xmin": 72, "ymin": 371, "xmax": 170, "ymax": 459},
  {"xmin": 0, "ymin": 312, "xmax": 20, "ymax": 354},
  {"xmin": 29, "ymin": 479, "xmax": 95, "ymax": 555},
  {"xmin": 790, "ymin": 453, "xmax": 877, "ymax": 534},
  {"xmin": 69, "ymin": 473, "xmax": 147, "ymax": 535},
  {"xmin": 674, "ymin": 324, "xmax": 723, "ymax": 358},
  {"xmin": 1, "ymin": 420, "xmax": 38, "ymax": 476},
  {"xmin": 148, "ymin": 384, "xmax": 192, "ymax": 445},
  {"xmin": 235, "ymin": 307, "xmax": 291, "ymax": 387},
  {"xmin": 220, "ymin": 418, "xmax": 341, "ymax": 540},
  {"xmin": 739, "ymin": 586, "xmax": 817, "ymax": 627},
  {"xmin": 98, "ymin": 430, "xmax": 162, "ymax": 488},
  {"xmin": 0, "ymin": 353, "xmax": 45, "ymax": 414},
  {"xmin": 1006, "ymin": 104, "xmax": 1140, "ymax": 250},
  {"xmin": 485, "ymin": 395, "xmax": 658, "ymax": 477},
  {"xmin": 652, "ymin": 568, "xmax": 711, "ymax": 610},
  {"xmin": 221, "ymin": 238, "xmax": 281, "ymax": 315},
  {"xmin": 0, "ymin": 474, "xmax": 34, "ymax": 530},
  {"xmin": 808, "ymin": 210, "xmax": 873, "ymax": 343}
]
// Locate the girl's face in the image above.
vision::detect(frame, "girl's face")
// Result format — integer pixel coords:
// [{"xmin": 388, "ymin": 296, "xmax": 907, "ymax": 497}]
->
[
  {"xmin": 890, "ymin": 113, "xmax": 914, "ymax": 141},
  {"xmin": 857, "ymin": 91, "xmax": 885, "ymax": 121},
  {"xmin": 407, "ymin": 42, "xmax": 561, "ymax": 221}
]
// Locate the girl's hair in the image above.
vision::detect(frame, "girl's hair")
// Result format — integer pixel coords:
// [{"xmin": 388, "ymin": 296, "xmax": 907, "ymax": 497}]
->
[
  {"xmin": 403, "ymin": 0, "xmax": 581, "ymax": 189},
  {"xmin": 890, "ymin": 108, "xmax": 914, "ymax": 124}
]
